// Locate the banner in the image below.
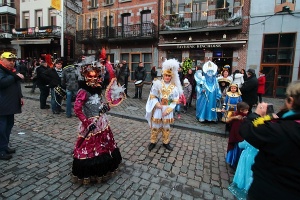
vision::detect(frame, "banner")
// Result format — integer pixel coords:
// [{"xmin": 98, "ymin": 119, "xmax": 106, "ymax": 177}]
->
[{"xmin": 51, "ymin": 0, "xmax": 61, "ymax": 11}]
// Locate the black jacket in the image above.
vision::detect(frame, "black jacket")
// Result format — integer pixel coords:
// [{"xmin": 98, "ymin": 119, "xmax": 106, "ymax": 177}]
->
[
  {"xmin": 240, "ymin": 74, "xmax": 258, "ymax": 105},
  {"xmin": 0, "ymin": 65, "xmax": 23, "ymax": 115},
  {"xmin": 36, "ymin": 66, "xmax": 61, "ymax": 88},
  {"xmin": 134, "ymin": 67, "xmax": 147, "ymax": 81},
  {"xmin": 240, "ymin": 112, "xmax": 300, "ymax": 200}
]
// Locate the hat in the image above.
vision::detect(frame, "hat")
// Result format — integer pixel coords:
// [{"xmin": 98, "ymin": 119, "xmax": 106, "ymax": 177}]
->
[
  {"xmin": 1, "ymin": 52, "xmax": 16, "ymax": 59},
  {"xmin": 247, "ymin": 69, "xmax": 255, "ymax": 74},
  {"xmin": 161, "ymin": 59, "xmax": 183, "ymax": 94},
  {"xmin": 183, "ymin": 78, "xmax": 190, "ymax": 84}
]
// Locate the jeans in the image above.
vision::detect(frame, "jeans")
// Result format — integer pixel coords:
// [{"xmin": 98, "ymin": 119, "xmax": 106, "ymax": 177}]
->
[
  {"xmin": 0, "ymin": 115, "xmax": 14, "ymax": 152},
  {"xmin": 66, "ymin": 90, "xmax": 76, "ymax": 117},
  {"xmin": 51, "ymin": 88, "xmax": 62, "ymax": 112}
]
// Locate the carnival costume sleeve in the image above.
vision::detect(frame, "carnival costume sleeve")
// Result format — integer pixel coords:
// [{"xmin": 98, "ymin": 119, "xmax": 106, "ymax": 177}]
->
[
  {"xmin": 145, "ymin": 80, "xmax": 161, "ymax": 126},
  {"xmin": 74, "ymin": 89, "xmax": 93, "ymax": 129}
]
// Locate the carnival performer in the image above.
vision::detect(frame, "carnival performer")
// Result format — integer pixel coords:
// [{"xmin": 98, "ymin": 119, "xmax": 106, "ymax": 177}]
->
[
  {"xmin": 71, "ymin": 52, "xmax": 125, "ymax": 185},
  {"xmin": 222, "ymin": 83, "xmax": 243, "ymax": 122},
  {"xmin": 217, "ymin": 65, "xmax": 233, "ymax": 107},
  {"xmin": 195, "ymin": 61, "xmax": 221, "ymax": 122},
  {"xmin": 145, "ymin": 59, "xmax": 182, "ymax": 151}
]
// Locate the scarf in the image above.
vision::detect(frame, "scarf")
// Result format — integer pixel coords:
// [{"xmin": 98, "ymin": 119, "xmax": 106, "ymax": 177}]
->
[{"xmin": 0, "ymin": 60, "xmax": 16, "ymax": 73}]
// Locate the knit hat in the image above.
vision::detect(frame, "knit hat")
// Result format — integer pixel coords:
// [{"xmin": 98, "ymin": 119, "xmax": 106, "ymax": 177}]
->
[
  {"xmin": 183, "ymin": 78, "xmax": 190, "ymax": 84},
  {"xmin": 247, "ymin": 69, "xmax": 255, "ymax": 75}
]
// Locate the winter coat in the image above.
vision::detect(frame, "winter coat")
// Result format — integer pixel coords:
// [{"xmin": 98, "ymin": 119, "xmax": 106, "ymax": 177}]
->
[
  {"xmin": 62, "ymin": 65, "xmax": 79, "ymax": 92},
  {"xmin": 240, "ymin": 112, "xmax": 300, "ymax": 200},
  {"xmin": 134, "ymin": 67, "xmax": 147, "ymax": 82},
  {"xmin": 0, "ymin": 65, "xmax": 23, "ymax": 115},
  {"xmin": 257, "ymin": 75, "xmax": 266, "ymax": 94},
  {"xmin": 232, "ymin": 73, "xmax": 244, "ymax": 88},
  {"xmin": 240, "ymin": 74, "xmax": 258, "ymax": 106}
]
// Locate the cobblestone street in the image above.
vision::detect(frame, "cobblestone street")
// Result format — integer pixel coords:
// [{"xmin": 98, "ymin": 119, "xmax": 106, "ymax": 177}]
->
[{"xmin": 1, "ymin": 98, "xmax": 235, "ymax": 200}]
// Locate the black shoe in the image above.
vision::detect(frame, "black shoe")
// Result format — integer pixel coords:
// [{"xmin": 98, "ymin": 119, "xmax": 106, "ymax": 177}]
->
[
  {"xmin": 6, "ymin": 147, "xmax": 16, "ymax": 154},
  {"xmin": 126, "ymin": 94, "xmax": 130, "ymax": 98},
  {"xmin": 139, "ymin": 97, "xmax": 142, "ymax": 99},
  {"xmin": 0, "ymin": 152, "xmax": 12, "ymax": 160},
  {"xmin": 163, "ymin": 143, "xmax": 173, "ymax": 151},
  {"xmin": 41, "ymin": 105, "xmax": 50, "ymax": 109},
  {"xmin": 148, "ymin": 143, "xmax": 156, "ymax": 151},
  {"xmin": 53, "ymin": 111, "xmax": 60, "ymax": 114},
  {"xmin": 59, "ymin": 109, "xmax": 65, "ymax": 112},
  {"xmin": 132, "ymin": 96, "xmax": 138, "ymax": 99}
]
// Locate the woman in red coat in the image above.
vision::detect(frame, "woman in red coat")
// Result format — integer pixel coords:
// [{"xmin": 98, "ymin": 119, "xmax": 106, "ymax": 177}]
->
[{"xmin": 257, "ymin": 70, "xmax": 266, "ymax": 103}]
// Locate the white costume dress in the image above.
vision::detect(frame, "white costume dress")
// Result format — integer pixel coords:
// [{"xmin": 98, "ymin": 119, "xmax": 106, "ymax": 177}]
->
[{"xmin": 145, "ymin": 79, "xmax": 179, "ymax": 144}]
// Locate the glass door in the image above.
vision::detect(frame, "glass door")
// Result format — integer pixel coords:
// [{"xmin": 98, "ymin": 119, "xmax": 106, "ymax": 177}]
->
[{"xmin": 262, "ymin": 65, "xmax": 292, "ymax": 97}]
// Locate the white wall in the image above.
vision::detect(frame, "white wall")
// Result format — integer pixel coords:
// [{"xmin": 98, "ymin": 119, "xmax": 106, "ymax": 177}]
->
[
  {"xmin": 19, "ymin": 0, "xmax": 62, "ymax": 28},
  {"xmin": 247, "ymin": 0, "xmax": 300, "ymax": 81}
]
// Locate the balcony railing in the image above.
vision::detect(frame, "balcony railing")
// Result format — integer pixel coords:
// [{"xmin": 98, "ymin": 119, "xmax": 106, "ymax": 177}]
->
[
  {"xmin": 77, "ymin": 22, "xmax": 157, "ymax": 43},
  {"xmin": 12, "ymin": 26, "xmax": 61, "ymax": 39},
  {"xmin": 161, "ymin": 7, "xmax": 242, "ymax": 31}
]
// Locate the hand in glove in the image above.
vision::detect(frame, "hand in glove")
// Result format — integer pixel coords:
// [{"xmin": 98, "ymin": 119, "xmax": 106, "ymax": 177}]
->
[{"xmin": 88, "ymin": 123, "xmax": 96, "ymax": 132}]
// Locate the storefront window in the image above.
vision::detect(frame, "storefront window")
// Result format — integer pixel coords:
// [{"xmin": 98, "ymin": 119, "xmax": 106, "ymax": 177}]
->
[
  {"xmin": 189, "ymin": 49, "xmax": 205, "ymax": 69},
  {"xmin": 166, "ymin": 50, "xmax": 182, "ymax": 62}
]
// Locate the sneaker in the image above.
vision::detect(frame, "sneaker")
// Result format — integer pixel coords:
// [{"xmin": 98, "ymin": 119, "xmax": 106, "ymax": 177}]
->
[{"xmin": 0, "ymin": 152, "xmax": 12, "ymax": 160}]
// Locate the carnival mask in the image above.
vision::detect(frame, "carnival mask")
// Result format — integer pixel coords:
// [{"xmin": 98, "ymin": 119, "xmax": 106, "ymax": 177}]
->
[{"xmin": 82, "ymin": 65, "xmax": 102, "ymax": 88}]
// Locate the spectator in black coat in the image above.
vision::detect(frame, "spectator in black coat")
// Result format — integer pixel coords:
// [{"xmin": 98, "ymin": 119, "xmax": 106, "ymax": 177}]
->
[
  {"xmin": 133, "ymin": 62, "xmax": 147, "ymax": 99},
  {"xmin": 36, "ymin": 61, "xmax": 51, "ymax": 109},
  {"xmin": 240, "ymin": 69, "xmax": 258, "ymax": 113}
]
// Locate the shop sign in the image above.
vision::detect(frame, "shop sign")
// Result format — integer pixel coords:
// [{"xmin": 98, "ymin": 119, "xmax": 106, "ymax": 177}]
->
[{"xmin": 177, "ymin": 44, "xmax": 222, "ymax": 49}]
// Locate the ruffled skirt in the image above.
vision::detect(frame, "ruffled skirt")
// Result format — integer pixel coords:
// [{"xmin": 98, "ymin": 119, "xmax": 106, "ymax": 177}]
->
[{"xmin": 71, "ymin": 120, "xmax": 122, "ymax": 183}]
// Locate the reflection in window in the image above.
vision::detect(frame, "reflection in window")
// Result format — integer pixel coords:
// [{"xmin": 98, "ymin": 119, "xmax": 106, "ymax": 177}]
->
[
  {"xmin": 279, "ymin": 34, "xmax": 294, "ymax": 47},
  {"xmin": 278, "ymin": 49, "xmax": 293, "ymax": 63},
  {"xmin": 262, "ymin": 49, "xmax": 277, "ymax": 63}
]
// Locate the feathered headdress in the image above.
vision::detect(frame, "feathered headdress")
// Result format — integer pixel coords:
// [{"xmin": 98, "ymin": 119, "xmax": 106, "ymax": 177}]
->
[
  {"xmin": 161, "ymin": 59, "xmax": 183, "ymax": 94},
  {"xmin": 99, "ymin": 47, "xmax": 115, "ymax": 81}
]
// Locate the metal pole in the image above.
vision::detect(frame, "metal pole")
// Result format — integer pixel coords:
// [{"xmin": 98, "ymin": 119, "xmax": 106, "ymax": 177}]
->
[{"xmin": 60, "ymin": 0, "xmax": 64, "ymax": 58}]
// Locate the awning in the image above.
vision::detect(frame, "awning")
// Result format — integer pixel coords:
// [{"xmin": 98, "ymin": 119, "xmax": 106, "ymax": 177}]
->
[
  {"xmin": 11, "ymin": 39, "xmax": 52, "ymax": 45},
  {"xmin": 158, "ymin": 40, "xmax": 247, "ymax": 49}
]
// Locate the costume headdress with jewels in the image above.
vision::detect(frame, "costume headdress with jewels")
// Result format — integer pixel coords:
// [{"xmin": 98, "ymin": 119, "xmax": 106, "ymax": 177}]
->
[
  {"xmin": 202, "ymin": 61, "xmax": 218, "ymax": 75},
  {"xmin": 161, "ymin": 58, "xmax": 183, "ymax": 94}
]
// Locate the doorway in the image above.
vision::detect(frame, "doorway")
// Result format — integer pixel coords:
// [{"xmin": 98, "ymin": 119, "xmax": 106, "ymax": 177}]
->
[{"xmin": 261, "ymin": 65, "xmax": 292, "ymax": 98}]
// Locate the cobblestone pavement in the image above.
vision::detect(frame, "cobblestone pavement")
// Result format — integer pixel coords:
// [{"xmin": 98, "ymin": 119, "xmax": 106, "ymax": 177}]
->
[
  {"xmin": 0, "ymin": 82, "xmax": 284, "ymax": 199},
  {"xmin": 21, "ymin": 82, "xmax": 285, "ymax": 135},
  {"xmin": 1, "ymin": 98, "xmax": 234, "ymax": 200}
]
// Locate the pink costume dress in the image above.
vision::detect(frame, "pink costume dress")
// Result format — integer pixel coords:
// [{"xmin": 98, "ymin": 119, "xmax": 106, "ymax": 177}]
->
[{"xmin": 72, "ymin": 88, "xmax": 122, "ymax": 181}]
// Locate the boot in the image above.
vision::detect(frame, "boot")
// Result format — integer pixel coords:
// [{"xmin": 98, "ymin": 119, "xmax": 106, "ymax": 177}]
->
[
  {"xmin": 0, "ymin": 152, "xmax": 12, "ymax": 160},
  {"xmin": 163, "ymin": 143, "xmax": 173, "ymax": 151},
  {"xmin": 148, "ymin": 143, "xmax": 156, "ymax": 151}
]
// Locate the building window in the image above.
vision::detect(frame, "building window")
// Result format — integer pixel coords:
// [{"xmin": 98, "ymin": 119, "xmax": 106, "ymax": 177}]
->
[
  {"xmin": 261, "ymin": 33, "xmax": 295, "ymax": 97},
  {"xmin": 36, "ymin": 10, "xmax": 43, "ymax": 27},
  {"xmin": 166, "ymin": 49, "xmax": 182, "ymax": 62},
  {"xmin": 105, "ymin": 0, "xmax": 113, "ymax": 5},
  {"xmin": 90, "ymin": 0, "xmax": 97, "ymax": 8},
  {"xmin": 23, "ymin": 12, "xmax": 30, "ymax": 28},
  {"xmin": 275, "ymin": 0, "xmax": 295, "ymax": 12},
  {"xmin": 49, "ymin": 9, "xmax": 57, "ymax": 26},
  {"xmin": 0, "ymin": 15, "xmax": 15, "ymax": 32},
  {"xmin": 216, "ymin": 0, "xmax": 234, "ymax": 19},
  {"xmin": 122, "ymin": 13, "xmax": 131, "ymax": 37}
]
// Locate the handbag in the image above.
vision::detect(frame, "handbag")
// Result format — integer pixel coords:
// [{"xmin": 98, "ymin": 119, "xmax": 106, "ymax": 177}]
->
[{"xmin": 54, "ymin": 85, "xmax": 66, "ymax": 98}]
